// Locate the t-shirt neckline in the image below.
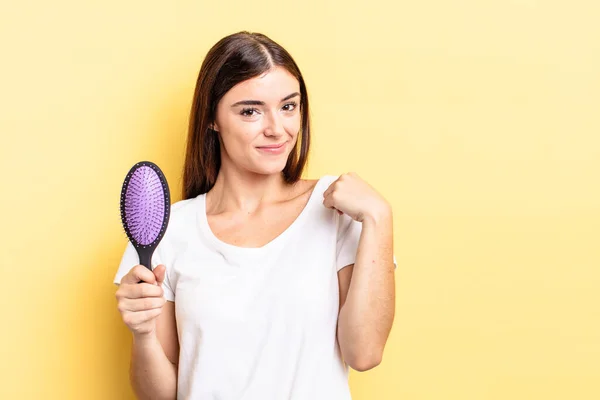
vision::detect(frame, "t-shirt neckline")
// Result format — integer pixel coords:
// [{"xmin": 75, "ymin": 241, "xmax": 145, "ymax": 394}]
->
[{"xmin": 197, "ymin": 176, "xmax": 325, "ymax": 256}]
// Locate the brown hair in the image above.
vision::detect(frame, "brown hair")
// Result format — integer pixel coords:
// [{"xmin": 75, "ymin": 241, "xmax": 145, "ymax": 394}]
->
[{"xmin": 182, "ymin": 31, "xmax": 311, "ymax": 200}]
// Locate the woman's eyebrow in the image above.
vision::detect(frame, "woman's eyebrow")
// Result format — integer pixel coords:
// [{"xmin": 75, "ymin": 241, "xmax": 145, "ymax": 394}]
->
[{"xmin": 230, "ymin": 92, "xmax": 300, "ymax": 107}]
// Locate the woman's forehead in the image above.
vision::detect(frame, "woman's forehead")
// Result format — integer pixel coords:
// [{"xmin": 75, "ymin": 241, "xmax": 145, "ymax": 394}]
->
[{"xmin": 225, "ymin": 67, "xmax": 300, "ymax": 103}]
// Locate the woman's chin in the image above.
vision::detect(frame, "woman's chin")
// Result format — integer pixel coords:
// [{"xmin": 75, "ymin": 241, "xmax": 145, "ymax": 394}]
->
[{"xmin": 250, "ymin": 161, "xmax": 288, "ymax": 176}]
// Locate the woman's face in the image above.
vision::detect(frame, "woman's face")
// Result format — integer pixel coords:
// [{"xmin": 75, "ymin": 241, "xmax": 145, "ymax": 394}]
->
[{"xmin": 213, "ymin": 66, "xmax": 302, "ymax": 176}]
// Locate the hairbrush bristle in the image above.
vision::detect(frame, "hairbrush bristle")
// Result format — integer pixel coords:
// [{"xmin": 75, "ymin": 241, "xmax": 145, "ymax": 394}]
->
[{"xmin": 121, "ymin": 165, "xmax": 167, "ymax": 246}]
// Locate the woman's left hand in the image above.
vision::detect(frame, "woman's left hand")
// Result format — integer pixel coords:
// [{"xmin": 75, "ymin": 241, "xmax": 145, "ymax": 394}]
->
[{"xmin": 322, "ymin": 172, "xmax": 391, "ymax": 223}]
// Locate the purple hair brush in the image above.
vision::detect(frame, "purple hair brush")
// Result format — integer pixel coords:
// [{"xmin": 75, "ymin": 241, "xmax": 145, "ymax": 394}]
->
[{"xmin": 120, "ymin": 161, "xmax": 171, "ymax": 272}]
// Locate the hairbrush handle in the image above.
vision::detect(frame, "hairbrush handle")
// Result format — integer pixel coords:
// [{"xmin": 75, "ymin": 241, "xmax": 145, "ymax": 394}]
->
[{"xmin": 136, "ymin": 245, "xmax": 155, "ymax": 283}]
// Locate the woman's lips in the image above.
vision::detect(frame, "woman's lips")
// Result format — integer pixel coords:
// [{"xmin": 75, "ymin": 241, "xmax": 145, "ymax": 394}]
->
[{"xmin": 257, "ymin": 142, "xmax": 286, "ymax": 154}]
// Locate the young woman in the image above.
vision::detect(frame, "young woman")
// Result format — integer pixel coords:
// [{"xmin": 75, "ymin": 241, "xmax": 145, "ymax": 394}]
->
[{"xmin": 114, "ymin": 31, "xmax": 396, "ymax": 400}]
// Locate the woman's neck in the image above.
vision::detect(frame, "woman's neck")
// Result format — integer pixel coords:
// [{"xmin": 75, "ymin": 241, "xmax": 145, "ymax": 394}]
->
[{"xmin": 207, "ymin": 167, "xmax": 292, "ymax": 215}]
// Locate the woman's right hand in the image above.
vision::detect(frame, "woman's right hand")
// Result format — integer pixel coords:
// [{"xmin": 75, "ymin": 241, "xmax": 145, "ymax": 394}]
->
[{"xmin": 116, "ymin": 264, "xmax": 167, "ymax": 337}]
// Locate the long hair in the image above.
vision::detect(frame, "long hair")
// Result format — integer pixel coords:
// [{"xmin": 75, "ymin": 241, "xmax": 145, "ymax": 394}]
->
[{"xmin": 182, "ymin": 31, "xmax": 311, "ymax": 200}]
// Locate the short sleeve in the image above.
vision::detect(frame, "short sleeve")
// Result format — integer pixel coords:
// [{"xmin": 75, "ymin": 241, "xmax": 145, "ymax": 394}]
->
[
  {"xmin": 335, "ymin": 212, "xmax": 397, "ymax": 272},
  {"xmin": 112, "ymin": 241, "xmax": 176, "ymax": 302}
]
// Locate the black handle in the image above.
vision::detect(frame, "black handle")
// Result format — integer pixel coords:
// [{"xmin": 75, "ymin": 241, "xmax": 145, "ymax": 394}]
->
[{"xmin": 136, "ymin": 246, "xmax": 155, "ymax": 284}]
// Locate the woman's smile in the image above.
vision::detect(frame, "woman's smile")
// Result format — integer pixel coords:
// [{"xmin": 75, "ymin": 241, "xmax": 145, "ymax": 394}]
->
[{"xmin": 256, "ymin": 141, "xmax": 287, "ymax": 155}]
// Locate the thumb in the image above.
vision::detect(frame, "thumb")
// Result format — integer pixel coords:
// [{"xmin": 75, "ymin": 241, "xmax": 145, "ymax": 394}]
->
[{"xmin": 153, "ymin": 264, "xmax": 166, "ymax": 286}]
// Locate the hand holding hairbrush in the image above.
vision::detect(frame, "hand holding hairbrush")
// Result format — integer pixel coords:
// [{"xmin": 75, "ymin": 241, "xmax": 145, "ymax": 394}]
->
[{"xmin": 120, "ymin": 161, "xmax": 171, "ymax": 280}]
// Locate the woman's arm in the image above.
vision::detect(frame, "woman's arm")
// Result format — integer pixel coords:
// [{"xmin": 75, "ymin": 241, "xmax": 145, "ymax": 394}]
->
[
  {"xmin": 336, "ymin": 205, "xmax": 395, "ymax": 371},
  {"xmin": 129, "ymin": 301, "xmax": 179, "ymax": 399}
]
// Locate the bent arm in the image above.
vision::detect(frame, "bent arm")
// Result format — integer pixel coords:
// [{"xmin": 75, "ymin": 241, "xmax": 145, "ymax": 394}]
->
[
  {"xmin": 337, "ymin": 206, "xmax": 395, "ymax": 371},
  {"xmin": 130, "ymin": 301, "xmax": 179, "ymax": 400}
]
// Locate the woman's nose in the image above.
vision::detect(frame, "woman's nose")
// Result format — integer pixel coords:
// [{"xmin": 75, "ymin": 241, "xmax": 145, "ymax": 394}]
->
[{"xmin": 264, "ymin": 112, "xmax": 284, "ymax": 137}]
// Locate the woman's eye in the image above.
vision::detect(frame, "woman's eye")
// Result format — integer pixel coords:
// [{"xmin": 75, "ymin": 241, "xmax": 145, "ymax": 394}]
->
[
  {"xmin": 240, "ymin": 108, "xmax": 259, "ymax": 117},
  {"xmin": 282, "ymin": 102, "xmax": 298, "ymax": 112},
  {"xmin": 240, "ymin": 103, "xmax": 297, "ymax": 117}
]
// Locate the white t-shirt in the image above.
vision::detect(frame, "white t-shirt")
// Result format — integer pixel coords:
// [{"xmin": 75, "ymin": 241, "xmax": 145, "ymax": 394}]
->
[{"xmin": 113, "ymin": 174, "xmax": 396, "ymax": 400}]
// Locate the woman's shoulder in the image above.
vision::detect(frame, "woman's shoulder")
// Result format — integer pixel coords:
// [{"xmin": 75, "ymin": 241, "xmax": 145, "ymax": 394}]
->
[
  {"xmin": 159, "ymin": 196, "xmax": 202, "ymax": 242},
  {"xmin": 315, "ymin": 174, "xmax": 339, "ymax": 192},
  {"xmin": 170, "ymin": 196, "xmax": 200, "ymax": 220},
  {"xmin": 300, "ymin": 174, "xmax": 339, "ymax": 187},
  {"xmin": 294, "ymin": 175, "xmax": 338, "ymax": 200}
]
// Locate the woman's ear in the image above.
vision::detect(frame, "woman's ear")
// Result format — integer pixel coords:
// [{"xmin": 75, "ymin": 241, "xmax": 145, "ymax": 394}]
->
[{"xmin": 209, "ymin": 122, "xmax": 220, "ymax": 132}]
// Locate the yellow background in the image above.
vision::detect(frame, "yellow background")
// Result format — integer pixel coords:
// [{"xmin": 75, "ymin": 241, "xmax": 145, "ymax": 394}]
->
[{"xmin": 1, "ymin": 0, "xmax": 599, "ymax": 399}]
